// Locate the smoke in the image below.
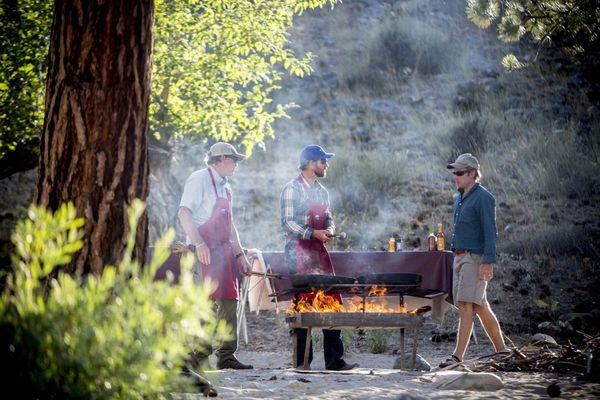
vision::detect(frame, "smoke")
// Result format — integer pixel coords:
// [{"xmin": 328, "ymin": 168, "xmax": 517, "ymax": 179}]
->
[{"xmin": 147, "ymin": 0, "xmax": 492, "ymax": 253}]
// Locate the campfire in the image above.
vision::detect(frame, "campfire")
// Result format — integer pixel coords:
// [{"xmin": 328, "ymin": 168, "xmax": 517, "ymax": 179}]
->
[
  {"xmin": 286, "ymin": 286, "xmax": 421, "ymax": 314},
  {"xmin": 281, "ymin": 274, "xmax": 430, "ymax": 370}
]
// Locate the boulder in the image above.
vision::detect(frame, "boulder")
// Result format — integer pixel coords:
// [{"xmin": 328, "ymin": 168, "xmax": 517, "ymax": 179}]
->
[
  {"xmin": 531, "ymin": 333, "xmax": 558, "ymax": 346},
  {"xmin": 433, "ymin": 371, "xmax": 503, "ymax": 391},
  {"xmin": 393, "ymin": 353, "xmax": 431, "ymax": 371}
]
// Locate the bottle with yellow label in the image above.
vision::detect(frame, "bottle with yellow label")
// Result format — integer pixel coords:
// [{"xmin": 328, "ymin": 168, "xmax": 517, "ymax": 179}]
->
[
  {"xmin": 388, "ymin": 236, "xmax": 396, "ymax": 252},
  {"xmin": 436, "ymin": 223, "xmax": 445, "ymax": 251}
]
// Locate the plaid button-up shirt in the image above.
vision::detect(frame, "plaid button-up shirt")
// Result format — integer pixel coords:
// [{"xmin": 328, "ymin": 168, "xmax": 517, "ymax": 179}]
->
[{"xmin": 280, "ymin": 174, "xmax": 335, "ymax": 240}]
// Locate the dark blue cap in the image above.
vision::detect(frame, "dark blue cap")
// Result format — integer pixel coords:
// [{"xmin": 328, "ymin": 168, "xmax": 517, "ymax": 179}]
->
[{"xmin": 299, "ymin": 145, "xmax": 335, "ymax": 165}]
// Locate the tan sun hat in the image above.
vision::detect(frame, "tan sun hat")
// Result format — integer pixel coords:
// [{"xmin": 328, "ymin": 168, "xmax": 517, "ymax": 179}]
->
[
  {"xmin": 447, "ymin": 153, "xmax": 480, "ymax": 170},
  {"xmin": 207, "ymin": 142, "xmax": 246, "ymax": 161}
]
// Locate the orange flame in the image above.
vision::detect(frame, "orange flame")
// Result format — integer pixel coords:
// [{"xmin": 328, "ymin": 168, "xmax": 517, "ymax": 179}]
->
[
  {"xmin": 368, "ymin": 284, "xmax": 387, "ymax": 297},
  {"xmin": 286, "ymin": 290, "xmax": 344, "ymax": 314},
  {"xmin": 287, "ymin": 285, "xmax": 421, "ymax": 314}
]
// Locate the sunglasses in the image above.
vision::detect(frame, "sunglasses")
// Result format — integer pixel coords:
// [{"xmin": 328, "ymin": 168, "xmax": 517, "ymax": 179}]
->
[
  {"xmin": 452, "ymin": 170, "xmax": 469, "ymax": 176},
  {"xmin": 319, "ymin": 158, "xmax": 329, "ymax": 165}
]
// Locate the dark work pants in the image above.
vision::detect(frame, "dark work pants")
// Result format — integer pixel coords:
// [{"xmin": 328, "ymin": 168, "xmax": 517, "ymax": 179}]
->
[
  {"xmin": 294, "ymin": 328, "xmax": 345, "ymax": 369},
  {"xmin": 189, "ymin": 298, "xmax": 238, "ymax": 369}
]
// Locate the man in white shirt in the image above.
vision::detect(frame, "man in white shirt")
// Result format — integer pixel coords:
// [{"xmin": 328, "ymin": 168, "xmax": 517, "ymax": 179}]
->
[{"xmin": 178, "ymin": 142, "xmax": 252, "ymax": 370}]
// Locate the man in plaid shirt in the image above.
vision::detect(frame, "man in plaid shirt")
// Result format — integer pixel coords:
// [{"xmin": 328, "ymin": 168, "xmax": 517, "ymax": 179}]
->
[
  {"xmin": 279, "ymin": 145, "xmax": 358, "ymax": 371},
  {"xmin": 280, "ymin": 172, "xmax": 334, "ymax": 274}
]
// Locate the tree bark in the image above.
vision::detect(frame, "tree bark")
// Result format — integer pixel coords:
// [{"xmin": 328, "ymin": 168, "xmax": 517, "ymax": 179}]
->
[{"xmin": 36, "ymin": 0, "xmax": 153, "ymax": 275}]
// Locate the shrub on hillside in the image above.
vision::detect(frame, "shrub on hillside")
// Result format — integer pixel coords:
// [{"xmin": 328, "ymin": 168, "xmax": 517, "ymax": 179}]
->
[
  {"xmin": 326, "ymin": 149, "xmax": 408, "ymax": 217},
  {"xmin": 0, "ymin": 201, "xmax": 225, "ymax": 399},
  {"xmin": 345, "ymin": 18, "xmax": 454, "ymax": 90},
  {"xmin": 448, "ymin": 115, "xmax": 488, "ymax": 160}
]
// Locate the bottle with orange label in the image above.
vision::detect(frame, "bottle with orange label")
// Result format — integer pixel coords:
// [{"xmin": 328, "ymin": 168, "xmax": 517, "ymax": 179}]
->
[
  {"xmin": 436, "ymin": 223, "xmax": 445, "ymax": 251},
  {"xmin": 388, "ymin": 236, "xmax": 396, "ymax": 252}
]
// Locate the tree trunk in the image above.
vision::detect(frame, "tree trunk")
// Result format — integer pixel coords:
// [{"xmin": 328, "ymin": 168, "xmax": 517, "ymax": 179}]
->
[{"xmin": 36, "ymin": 0, "xmax": 153, "ymax": 275}]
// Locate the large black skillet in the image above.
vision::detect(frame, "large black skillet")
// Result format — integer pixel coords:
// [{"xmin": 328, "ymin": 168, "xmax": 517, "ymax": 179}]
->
[
  {"xmin": 289, "ymin": 274, "xmax": 355, "ymax": 289},
  {"xmin": 289, "ymin": 273, "xmax": 422, "ymax": 289}
]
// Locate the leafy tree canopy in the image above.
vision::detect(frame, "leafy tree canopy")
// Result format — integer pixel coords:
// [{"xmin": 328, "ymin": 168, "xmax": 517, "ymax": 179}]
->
[
  {"xmin": 0, "ymin": 0, "xmax": 52, "ymax": 177},
  {"xmin": 152, "ymin": 0, "xmax": 338, "ymax": 153},
  {"xmin": 466, "ymin": 0, "xmax": 599, "ymax": 72},
  {"xmin": 0, "ymin": 0, "xmax": 338, "ymax": 176}
]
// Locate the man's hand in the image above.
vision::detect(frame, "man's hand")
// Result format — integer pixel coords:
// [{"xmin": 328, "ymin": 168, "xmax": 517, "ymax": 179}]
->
[
  {"xmin": 237, "ymin": 255, "xmax": 252, "ymax": 276},
  {"xmin": 479, "ymin": 263, "xmax": 493, "ymax": 281},
  {"xmin": 195, "ymin": 243, "xmax": 211, "ymax": 266},
  {"xmin": 312, "ymin": 229, "xmax": 332, "ymax": 244}
]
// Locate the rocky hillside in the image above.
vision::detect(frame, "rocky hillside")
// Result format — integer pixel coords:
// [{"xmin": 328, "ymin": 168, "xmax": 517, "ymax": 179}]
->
[{"xmin": 1, "ymin": 0, "xmax": 598, "ymax": 334}]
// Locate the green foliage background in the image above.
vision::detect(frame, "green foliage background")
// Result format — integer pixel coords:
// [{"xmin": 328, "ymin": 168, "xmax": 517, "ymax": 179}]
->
[
  {"xmin": 0, "ymin": 0, "xmax": 52, "ymax": 175},
  {"xmin": 466, "ymin": 0, "xmax": 600, "ymax": 74},
  {"xmin": 0, "ymin": 0, "xmax": 338, "ymax": 176},
  {"xmin": 0, "ymin": 200, "xmax": 226, "ymax": 399}
]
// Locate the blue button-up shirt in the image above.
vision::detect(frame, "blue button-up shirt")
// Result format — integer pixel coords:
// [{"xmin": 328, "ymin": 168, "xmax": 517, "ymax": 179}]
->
[{"xmin": 451, "ymin": 183, "xmax": 498, "ymax": 264}]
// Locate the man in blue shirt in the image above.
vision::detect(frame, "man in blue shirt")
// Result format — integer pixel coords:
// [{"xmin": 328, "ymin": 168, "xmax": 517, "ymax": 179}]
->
[{"xmin": 440, "ymin": 153, "xmax": 509, "ymax": 367}]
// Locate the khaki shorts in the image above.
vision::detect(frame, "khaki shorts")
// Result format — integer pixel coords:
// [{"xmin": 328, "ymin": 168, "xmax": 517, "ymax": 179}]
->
[{"xmin": 452, "ymin": 252, "xmax": 487, "ymax": 306}]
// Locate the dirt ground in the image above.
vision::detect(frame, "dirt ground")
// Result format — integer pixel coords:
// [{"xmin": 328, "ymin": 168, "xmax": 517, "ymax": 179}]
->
[{"xmin": 175, "ymin": 310, "xmax": 600, "ymax": 399}]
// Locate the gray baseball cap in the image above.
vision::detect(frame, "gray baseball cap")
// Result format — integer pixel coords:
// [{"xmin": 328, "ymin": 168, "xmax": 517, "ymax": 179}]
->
[
  {"xmin": 207, "ymin": 142, "xmax": 245, "ymax": 161},
  {"xmin": 447, "ymin": 153, "xmax": 480, "ymax": 170}
]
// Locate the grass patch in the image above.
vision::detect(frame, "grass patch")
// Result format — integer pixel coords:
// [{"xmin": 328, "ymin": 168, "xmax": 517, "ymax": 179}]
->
[
  {"xmin": 365, "ymin": 330, "xmax": 388, "ymax": 354},
  {"xmin": 502, "ymin": 224, "xmax": 599, "ymax": 259}
]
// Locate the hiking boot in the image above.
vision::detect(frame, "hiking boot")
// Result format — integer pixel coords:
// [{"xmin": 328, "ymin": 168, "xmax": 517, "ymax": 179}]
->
[
  {"xmin": 217, "ymin": 359, "xmax": 254, "ymax": 370},
  {"xmin": 326, "ymin": 361, "xmax": 359, "ymax": 371}
]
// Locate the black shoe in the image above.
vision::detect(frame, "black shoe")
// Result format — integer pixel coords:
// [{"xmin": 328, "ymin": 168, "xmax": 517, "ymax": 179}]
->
[
  {"xmin": 326, "ymin": 361, "xmax": 359, "ymax": 371},
  {"xmin": 217, "ymin": 359, "xmax": 254, "ymax": 370}
]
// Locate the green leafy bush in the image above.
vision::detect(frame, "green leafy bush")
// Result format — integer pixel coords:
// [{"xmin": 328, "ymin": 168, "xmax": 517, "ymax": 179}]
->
[
  {"xmin": 365, "ymin": 330, "xmax": 388, "ymax": 354},
  {"xmin": 0, "ymin": 200, "xmax": 225, "ymax": 399}
]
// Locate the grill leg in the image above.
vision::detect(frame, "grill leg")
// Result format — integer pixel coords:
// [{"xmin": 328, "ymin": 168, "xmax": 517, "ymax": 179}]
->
[
  {"xmin": 302, "ymin": 327, "xmax": 312, "ymax": 370},
  {"xmin": 400, "ymin": 328, "xmax": 406, "ymax": 370},
  {"xmin": 291, "ymin": 330, "xmax": 298, "ymax": 368},
  {"xmin": 411, "ymin": 326, "xmax": 420, "ymax": 370}
]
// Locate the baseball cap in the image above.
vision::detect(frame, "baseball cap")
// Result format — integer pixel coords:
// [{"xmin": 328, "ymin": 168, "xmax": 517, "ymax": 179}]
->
[
  {"xmin": 207, "ymin": 142, "xmax": 246, "ymax": 161},
  {"xmin": 299, "ymin": 145, "xmax": 335, "ymax": 165},
  {"xmin": 447, "ymin": 153, "xmax": 480, "ymax": 170}
]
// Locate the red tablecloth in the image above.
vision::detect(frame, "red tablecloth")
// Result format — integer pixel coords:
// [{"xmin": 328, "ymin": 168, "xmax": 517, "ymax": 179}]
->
[
  {"xmin": 262, "ymin": 251, "xmax": 454, "ymax": 303},
  {"xmin": 153, "ymin": 250, "xmax": 454, "ymax": 303}
]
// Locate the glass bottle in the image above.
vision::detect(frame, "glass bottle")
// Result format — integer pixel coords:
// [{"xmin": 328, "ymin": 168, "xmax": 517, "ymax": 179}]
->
[
  {"xmin": 396, "ymin": 236, "xmax": 403, "ymax": 251},
  {"xmin": 388, "ymin": 236, "xmax": 396, "ymax": 252},
  {"xmin": 436, "ymin": 223, "xmax": 445, "ymax": 251},
  {"xmin": 428, "ymin": 232, "xmax": 436, "ymax": 251}
]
